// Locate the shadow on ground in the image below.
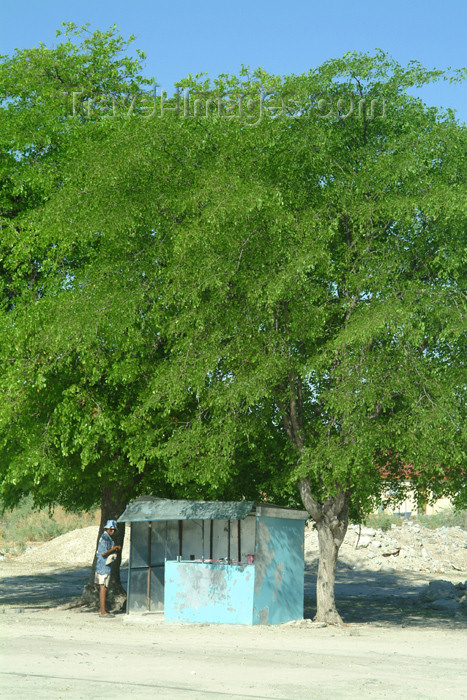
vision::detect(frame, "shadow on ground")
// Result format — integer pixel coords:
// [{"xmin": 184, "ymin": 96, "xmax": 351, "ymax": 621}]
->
[
  {"xmin": 0, "ymin": 566, "xmax": 129, "ymax": 608},
  {"xmin": 304, "ymin": 558, "xmax": 467, "ymax": 629},
  {"xmin": 1, "ymin": 562, "xmax": 465, "ymax": 629}
]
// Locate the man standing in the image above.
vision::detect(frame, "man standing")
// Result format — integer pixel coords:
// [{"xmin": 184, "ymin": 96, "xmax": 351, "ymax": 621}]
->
[{"xmin": 95, "ymin": 519, "xmax": 121, "ymax": 617}]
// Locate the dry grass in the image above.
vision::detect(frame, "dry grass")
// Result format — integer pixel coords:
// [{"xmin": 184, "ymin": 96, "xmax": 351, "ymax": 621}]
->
[{"xmin": 0, "ymin": 496, "xmax": 99, "ymax": 554}]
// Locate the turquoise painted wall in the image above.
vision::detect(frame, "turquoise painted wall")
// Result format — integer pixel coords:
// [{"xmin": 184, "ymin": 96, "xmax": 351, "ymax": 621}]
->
[
  {"xmin": 164, "ymin": 561, "xmax": 255, "ymax": 624},
  {"xmin": 252, "ymin": 516, "xmax": 305, "ymax": 625}
]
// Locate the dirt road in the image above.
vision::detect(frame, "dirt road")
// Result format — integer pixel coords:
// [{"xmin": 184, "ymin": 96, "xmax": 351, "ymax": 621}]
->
[
  {"xmin": 1, "ymin": 605, "xmax": 466, "ymax": 699},
  {"xmin": 1, "ymin": 560, "xmax": 466, "ymax": 699}
]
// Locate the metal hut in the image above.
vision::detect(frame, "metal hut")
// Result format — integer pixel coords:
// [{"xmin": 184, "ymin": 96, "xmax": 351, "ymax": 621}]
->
[{"xmin": 118, "ymin": 496, "xmax": 309, "ymax": 625}]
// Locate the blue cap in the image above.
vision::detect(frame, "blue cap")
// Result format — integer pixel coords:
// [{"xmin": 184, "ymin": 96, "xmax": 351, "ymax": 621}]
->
[{"xmin": 104, "ymin": 519, "xmax": 118, "ymax": 530}]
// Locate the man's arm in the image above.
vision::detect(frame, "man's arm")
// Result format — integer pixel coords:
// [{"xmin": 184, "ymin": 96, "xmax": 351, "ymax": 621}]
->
[{"xmin": 102, "ymin": 545, "xmax": 122, "ymax": 558}]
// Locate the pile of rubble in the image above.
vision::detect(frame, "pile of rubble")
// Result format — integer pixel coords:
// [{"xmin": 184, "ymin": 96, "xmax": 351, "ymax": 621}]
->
[
  {"xmin": 420, "ymin": 579, "xmax": 467, "ymax": 614},
  {"xmin": 305, "ymin": 520, "xmax": 467, "ymax": 575}
]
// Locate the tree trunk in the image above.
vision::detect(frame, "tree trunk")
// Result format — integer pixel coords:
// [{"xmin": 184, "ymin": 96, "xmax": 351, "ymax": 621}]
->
[
  {"xmin": 298, "ymin": 477, "xmax": 349, "ymax": 625},
  {"xmin": 80, "ymin": 484, "xmax": 128, "ymax": 611},
  {"xmin": 315, "ymin": 521, "xmax": 344, "ymax": 625}
]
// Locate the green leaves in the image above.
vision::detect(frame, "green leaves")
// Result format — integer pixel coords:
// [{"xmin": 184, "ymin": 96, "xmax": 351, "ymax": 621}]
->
[
  {"xmin": 141, "ymin": 55, "xmax": 466, "ymax": 511},
  {"xmin": 0, "ymin": 40, "xmax": 465, "ymax": 517}
]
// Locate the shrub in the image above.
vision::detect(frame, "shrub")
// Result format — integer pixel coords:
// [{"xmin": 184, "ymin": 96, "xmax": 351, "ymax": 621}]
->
[
  {"xmin": 363, "ymin": 512, "xmax": 403, "ymax": 531},
  {"xmin": 415, "ymin": 509, "xmax": 467, "ymax": 531},
  {"xmin": 363, "ymin": 508, "xmax": 467, "ymax": 532}
]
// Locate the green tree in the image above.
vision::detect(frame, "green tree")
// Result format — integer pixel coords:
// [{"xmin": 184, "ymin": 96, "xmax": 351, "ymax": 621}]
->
[
  {"xmin": 139, "ymin": 56, "xmax": 465, "ymax": 623},
  {"xmin": 0, "ymin": 23, "xmax": 164, "ymax": 608},
  {"xmin": 1, "ymin": 38, "xmax": 465, "ymax": 624},
  {"xmin": 0, "ymin": 28, "xmax": 277, "ymax": 607}
]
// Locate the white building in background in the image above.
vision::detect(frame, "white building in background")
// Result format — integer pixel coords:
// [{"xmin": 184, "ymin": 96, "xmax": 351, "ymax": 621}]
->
[{"xmin": 381, "ymin": 487, "xmax": 452, "ymax": 517}]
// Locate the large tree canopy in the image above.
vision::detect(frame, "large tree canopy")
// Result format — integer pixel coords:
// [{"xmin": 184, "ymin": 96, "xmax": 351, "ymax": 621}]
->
[
  {"xmin": 0, "ymin": 24, "xmax": 169, "ymax": 607},
  {"xmin": 0, "ymin": 34, "xmax": 465, "ymax": 621},
  {"xmin": 0, "ymin": 24, "xmax": 159, "ymax": 507},
  {"xmin": 150, "ymin": 60, "xmax": 466, "ymax": 621}
]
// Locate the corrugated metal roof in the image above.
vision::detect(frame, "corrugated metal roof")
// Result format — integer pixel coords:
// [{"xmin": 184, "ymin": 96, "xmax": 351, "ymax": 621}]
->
[{"xmin": 117, "ymin": 497, "xmax": 256, "ymax": 522}]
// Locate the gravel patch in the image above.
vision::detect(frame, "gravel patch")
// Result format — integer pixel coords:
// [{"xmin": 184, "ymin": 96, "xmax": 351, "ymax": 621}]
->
[{"xmin": 305, "ymin": 520, "xmax": 467, "ymax": 575}]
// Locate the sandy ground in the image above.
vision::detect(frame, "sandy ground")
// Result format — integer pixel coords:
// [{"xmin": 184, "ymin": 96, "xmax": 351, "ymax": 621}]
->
[
  {"xmin": 1, "ymin": 523, "xmax": 467, "ymax": 699},
  {"xmin": 1, "ymin": 603, "xmax": 466, "ymax": 700},
  {"xmin": 0, "ymin": 560, "xmax": 466, "ymax": 699}
]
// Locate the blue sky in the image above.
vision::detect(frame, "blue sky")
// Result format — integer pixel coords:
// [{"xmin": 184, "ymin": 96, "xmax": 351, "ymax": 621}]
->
[{"xmin": 1, "ymin": 0, "xmax": 466, "ymax": 122}]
